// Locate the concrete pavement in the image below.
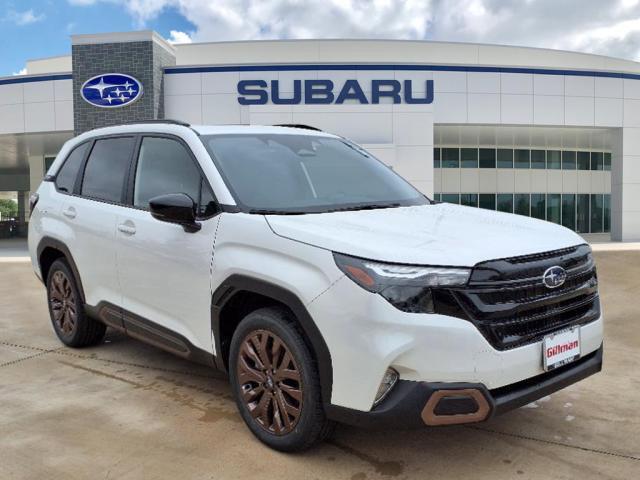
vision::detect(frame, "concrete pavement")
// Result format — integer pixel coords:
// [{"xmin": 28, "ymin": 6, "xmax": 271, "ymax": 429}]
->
[{"xmin": 1, "ymin": 251, "xmax": 639, "ymax": 480}]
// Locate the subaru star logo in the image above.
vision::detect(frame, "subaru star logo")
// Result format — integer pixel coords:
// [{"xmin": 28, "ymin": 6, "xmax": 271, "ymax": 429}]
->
[
  {"xmin": 80, "ymin": 73, "xmax": 143, "ymax": 108},
  {"xmin": 542, "ymin": 266, "xmax": 567, "ymax": 289}
]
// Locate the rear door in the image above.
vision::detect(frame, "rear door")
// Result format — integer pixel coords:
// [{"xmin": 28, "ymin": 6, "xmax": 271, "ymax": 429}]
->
[
  {"xmin": 115, "ymin": 135, "xmax": 220, "ymax": 355},
  {"xmin": 58, "ymin": 136, "xmax": 136, "ymax": 310}
]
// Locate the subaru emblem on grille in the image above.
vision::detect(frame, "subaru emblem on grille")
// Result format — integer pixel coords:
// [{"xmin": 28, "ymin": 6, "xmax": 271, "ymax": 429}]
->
[{"xmin": 542, "ymin": 266, "xmax": 567, "ymax": 289}]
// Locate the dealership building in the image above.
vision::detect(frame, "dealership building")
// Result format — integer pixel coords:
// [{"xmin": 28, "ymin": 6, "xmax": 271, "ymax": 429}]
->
[{"xmin": 1, "ymin": 30, "xmax": 640, "ymax": 240}]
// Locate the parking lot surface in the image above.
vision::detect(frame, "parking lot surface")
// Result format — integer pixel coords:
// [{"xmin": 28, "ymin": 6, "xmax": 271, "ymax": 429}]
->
[{"xmin": 1, "ymin": 250, "xmax": 639, "ymax": 480}]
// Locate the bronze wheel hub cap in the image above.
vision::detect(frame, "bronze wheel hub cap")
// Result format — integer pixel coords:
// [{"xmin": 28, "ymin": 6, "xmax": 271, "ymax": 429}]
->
[
  {"xmin": 237, "ymin": 330, "xmax": 303, "ymax": 435},
  {"xmin": 49, "ymin": 271, "xmax": 77, "ymax": 336}
]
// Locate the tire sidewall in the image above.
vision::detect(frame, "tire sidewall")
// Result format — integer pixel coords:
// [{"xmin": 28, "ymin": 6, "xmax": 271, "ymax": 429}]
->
[
  {"xmin": 229, "ymin": 308, "xmax": 322, "ymax": 451},
  {"xmin": 46, "ymin": 259, "xmax": 85, "ymax": 346}
]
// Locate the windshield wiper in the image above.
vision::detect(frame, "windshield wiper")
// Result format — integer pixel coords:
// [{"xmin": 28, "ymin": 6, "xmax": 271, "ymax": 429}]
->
[
  {"xmin": 247, "ymin": 209, "xmax": 306, "ymax": 215},
  {"xmin": 325, "ymin": 203, "xmax": 403, "ymax": 213},
  {"xmin": 249, "ymin": 203, "xmax": 405, "ymax": 215}
]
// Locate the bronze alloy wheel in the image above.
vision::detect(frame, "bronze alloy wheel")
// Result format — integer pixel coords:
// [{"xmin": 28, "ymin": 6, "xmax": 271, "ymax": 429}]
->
[
  {"xmin": 236, "ymin": 329, "xmax": 303, "ymax": 435},
  {"xmin": 49, "ymin": 270, "xmax": 77, "ymax": 336}
]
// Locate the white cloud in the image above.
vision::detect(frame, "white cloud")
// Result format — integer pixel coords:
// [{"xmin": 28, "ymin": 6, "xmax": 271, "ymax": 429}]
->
[
  {"xmin": 167, "ymin": 29, "xmax": 192, "ymax": 44},
  {"xmin": 6, "ymin": 9, "xmax": 45, "ymax": 26},
  {"xmin": 13, "ymin": 67, "xmax": 27, "ymax": 76},
  {"xmin": 67, "ymin": 0, "xmax": 640, "ymax": 61}
]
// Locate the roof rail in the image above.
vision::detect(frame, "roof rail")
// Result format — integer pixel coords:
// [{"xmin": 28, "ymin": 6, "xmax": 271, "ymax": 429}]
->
[
  {"xmin": 273, "ymin": 124, "xmax": 322, "ymax": 131},
  {"xmin": 121, "ymin": 119, "xmax": 191, "ymax": 127}
]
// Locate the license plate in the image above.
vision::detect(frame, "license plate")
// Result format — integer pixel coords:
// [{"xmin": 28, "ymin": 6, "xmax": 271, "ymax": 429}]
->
[{"xmin": 543, "ymin": 327, "xmax": 581, "ymax": 371}]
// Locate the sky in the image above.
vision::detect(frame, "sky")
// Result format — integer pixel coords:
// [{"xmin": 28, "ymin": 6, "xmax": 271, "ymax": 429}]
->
[{"xmin": 2, "ymin": 0, "xmax": 640, "ymax": 76}]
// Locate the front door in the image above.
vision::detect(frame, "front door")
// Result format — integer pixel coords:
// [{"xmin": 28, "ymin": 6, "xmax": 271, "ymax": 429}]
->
[{"xmin": 116, "ymin": 135, "xmax": 220, "ymax": 355}]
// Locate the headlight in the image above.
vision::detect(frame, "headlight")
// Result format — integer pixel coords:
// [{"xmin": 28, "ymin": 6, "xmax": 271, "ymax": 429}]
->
[{"xmin": 333, "ymin": 252, "xmax": 471, "ymax": 313}]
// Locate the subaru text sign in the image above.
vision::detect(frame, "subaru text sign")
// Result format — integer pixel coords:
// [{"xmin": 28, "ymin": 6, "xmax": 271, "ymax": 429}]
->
[
  {"xmin": 80, "ymin": 73, "xmax": 143, "ymax": 108},
  {"xmin": 237, "ymin": 79, "xmax": 434, "ymax": 105}
]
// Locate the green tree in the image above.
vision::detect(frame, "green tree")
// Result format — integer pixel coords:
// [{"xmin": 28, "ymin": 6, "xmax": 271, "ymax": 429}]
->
[{"xmin": 0, "ymin": 199, "xmax": 18, "ymax": 220}]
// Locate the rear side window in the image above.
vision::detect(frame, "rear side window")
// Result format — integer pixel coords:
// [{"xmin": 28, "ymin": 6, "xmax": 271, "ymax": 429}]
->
[
  {"xmin": 55, "ymin": 143, "xmax": 89, "ymax": 193},
  {"xmin": 81, "ymin": 137, "xmax": 135, "ymax": 203},
  {"xmin": 133, "ymin": 137, "xmax": 202, "ymax": 209}
]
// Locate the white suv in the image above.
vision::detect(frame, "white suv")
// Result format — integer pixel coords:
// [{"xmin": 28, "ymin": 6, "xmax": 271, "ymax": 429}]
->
[{"xmin": 28, "ymin": 121, "xmax": 603, "ymax": 451}]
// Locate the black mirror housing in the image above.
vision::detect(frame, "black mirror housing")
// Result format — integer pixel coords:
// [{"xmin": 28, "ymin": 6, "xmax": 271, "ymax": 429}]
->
[{"xmin": 149, "ymin": 193, "xmax": 201, "ymax": 232}]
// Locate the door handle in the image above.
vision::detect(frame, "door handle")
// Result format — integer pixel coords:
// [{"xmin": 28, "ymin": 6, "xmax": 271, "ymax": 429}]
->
[
  {"xmin": 62, "ymin": 207, "xmax": 76, "ymax": 219},
  {"xmin": 117, "ymin": 224, "xmax": 136, "ymax": 235}
]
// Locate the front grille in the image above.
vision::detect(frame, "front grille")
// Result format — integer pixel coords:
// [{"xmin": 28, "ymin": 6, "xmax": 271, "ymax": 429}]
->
[{"xmin": 450, "ymin": 244, "xmax": 600, "ymax": 350}]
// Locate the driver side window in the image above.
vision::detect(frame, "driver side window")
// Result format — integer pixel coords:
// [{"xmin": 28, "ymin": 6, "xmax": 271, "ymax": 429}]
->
[{"xmin": 134, "ymin": 136, "xmax": 203, "ymax": 210}]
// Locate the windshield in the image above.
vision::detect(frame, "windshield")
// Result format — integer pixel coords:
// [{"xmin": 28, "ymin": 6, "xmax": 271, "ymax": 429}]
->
[{"xmin": 201, "ymin": 134, "xmax": 429, "ymax": 213}]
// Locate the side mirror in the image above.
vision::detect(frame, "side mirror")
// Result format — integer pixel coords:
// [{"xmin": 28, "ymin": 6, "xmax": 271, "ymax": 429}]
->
[{"xmin": 149, "ymin": 193, "xmax": 201, "ymax": 233}]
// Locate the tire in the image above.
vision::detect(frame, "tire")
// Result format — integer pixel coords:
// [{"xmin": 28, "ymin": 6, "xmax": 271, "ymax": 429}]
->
[
  {"xmin": 229, "ymin": 307, "xmax": 334, "ymax": 452},
  {"xmin": 46, "ymin": 258, "xmax": 106, "ymax": 347}
]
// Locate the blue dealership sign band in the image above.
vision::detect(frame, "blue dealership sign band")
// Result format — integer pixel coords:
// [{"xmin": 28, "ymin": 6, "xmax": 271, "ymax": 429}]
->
[{"xmin": 80, "ymin": 73, "xmax": 143, "ymax": 108}]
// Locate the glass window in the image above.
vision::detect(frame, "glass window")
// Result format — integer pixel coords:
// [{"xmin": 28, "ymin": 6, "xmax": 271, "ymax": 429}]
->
[
  {"xmin": 514, "ymin": 193, "xmax": 530, "ymax": 216},
  {"xmin": 531, "ymin": 193, "xmax": 546, "ymax": 220},
  {"xmin": 134, "ymin": 137, "xmax": 202, "ymax": 209},
  {"xmin": 604, "ymin": 194, "xmax": 611, "ymax": 232},
  {"xmin": 55, "ymin": 143, "xmax": 89, "ymax": 194},
  {"xmin": 461, "ymin": 148, "xmax": 478, "ymax": 168},
  {"xmin": 479, "ymin": 194, "xmax": 496, "ymax": 210},
  {"xmin": 433, "ymin": 148, "xmax": 440, "ymax": 168},
  {"xmin": 497, "ymin": 149, "xmax": 513, "ymax": 168},
  {"xmin": 577, "ymin": 151, "xmax": 590, "ymax": 170},
  {"xmin": 441, "ymin": 193, "xmax": 460, "ymax": 204},
  {"xmin": 591, "ymin": 152, "xmax": 603, "ymax": 171},
  {"xmin": 514, "ymin": 149, "xmax": 530, "ymax": 169},
  {"xmin": 497, "ymin": 193, "xmax": 514, "ymax": 213},
  {"xmin": 203, "ymin": 134, "xmax": 427, "ymax": 213},
  {"xmin": 603, "ymin": 152, "xmax": 611, "ymax": 171},
  {"xmin": 198, "ymin": 178, "xmax": 218, "ymax": 217},
  {"xmin": 546, "ymin": 194, "xmax": 561, "ymax": 224},
  {"xmin": 531, "ymin": 150, "xmax": 545, "ymax": 169},
  {"xmin": 576, "ymin": 194, "xmax": 590, "ymax": 233},
  {"xmin": 479, "ymin": 148, "xmax": 496, "ymax": 168},
  {"xmin": 590, "ymin": 194, "xmax": 603, "ymax": 233},
  {"xmin": 44, "ymin": 156, "xmax": 56, "ymax": 173},
  {"xmin": 561, "ymin": 194, "xmax": 576, "ymax": 230},
  {"xmin": 441, "ymin": 148, "xmax": 460, "ymax": 168},
  {"xmin": 547, "ymin": 150, "xmax": 561, "ymax": 169},
  {"xmin": 460, "ymin": 193, "xmax": 478, "ymax": 207},
  {"xmin": 81, "ymin": 137, "xmax": 135, "ymax": 203},
  {"xmin": 433, "ymin": 193, "xmax": 441, "ymax": 202},
  {"xmin": 562, "ymin": 151, "xmax": 576, "ymax": 170}
]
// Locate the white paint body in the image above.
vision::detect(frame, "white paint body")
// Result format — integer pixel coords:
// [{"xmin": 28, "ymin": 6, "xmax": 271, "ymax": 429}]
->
[{"xmin": 28, "ymin": 123, "xmax": 604, "ymax": 412}]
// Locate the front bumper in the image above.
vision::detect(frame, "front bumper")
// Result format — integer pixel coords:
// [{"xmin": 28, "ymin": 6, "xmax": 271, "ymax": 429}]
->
[
  {"xmin": 308, "ymin": 273, "xmax": 604, "ymax": 411},
  {"xmin": 327, "ymin": 345, "xmax": 603, "ymax": 429}
]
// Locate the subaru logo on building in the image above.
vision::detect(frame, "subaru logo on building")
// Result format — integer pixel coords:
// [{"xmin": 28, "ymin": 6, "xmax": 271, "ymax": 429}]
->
[
  {"xmin": 542, "ymin": 266, "xmax": 567, "ymax": 289},
  {"xmin": 80, "ymin": 73, "xmax": 143, "ymax": 108}
]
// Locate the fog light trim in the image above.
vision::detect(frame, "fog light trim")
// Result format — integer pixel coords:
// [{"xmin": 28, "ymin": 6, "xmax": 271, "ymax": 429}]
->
[
  {"xmin": 421, "ymin": 389, "xmax": 490, "ymax": 426},
  {"xmin": 373, "ymin": 368, "xmax": 399, "ymax": 406}
]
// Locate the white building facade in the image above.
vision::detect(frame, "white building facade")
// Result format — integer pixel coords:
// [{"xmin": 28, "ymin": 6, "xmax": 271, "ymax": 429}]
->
[{"xmin": 1, "ymin": 31, "xmax": 639, "ymax": 240}]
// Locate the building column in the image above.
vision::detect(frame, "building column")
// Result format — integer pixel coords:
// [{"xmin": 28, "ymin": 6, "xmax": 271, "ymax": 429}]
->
[
  {"xmin": 16, "ymin": 191, "xmax": 29, "ymax": 236},
  {"xmin": 28, "ymin": 155, "xmax": 45, "ymax": 195},
  {"xmin": 612, "ymin": 128, "xmax": 640, "ymax": 241}
]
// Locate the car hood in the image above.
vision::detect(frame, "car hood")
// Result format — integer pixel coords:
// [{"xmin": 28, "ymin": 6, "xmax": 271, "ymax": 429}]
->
[{"xmin": 265, "ymin": 203, "xmax": 586, "ymax": 267}]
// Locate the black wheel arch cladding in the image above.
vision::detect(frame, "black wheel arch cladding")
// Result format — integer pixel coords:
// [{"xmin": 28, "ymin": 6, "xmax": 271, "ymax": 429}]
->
[{"xmin": 212, "ymin": 274, "xmax": 333, "ymax": 407}]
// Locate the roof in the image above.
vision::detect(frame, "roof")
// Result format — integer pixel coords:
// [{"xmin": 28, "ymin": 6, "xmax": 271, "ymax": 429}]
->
[
  {"xmin": 72, "ymin": 123, "xmax": 335, "ymax": 143},
  {"xmin": 191, "ymin": 124, "xmax": 334, "ymax": 136}
]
